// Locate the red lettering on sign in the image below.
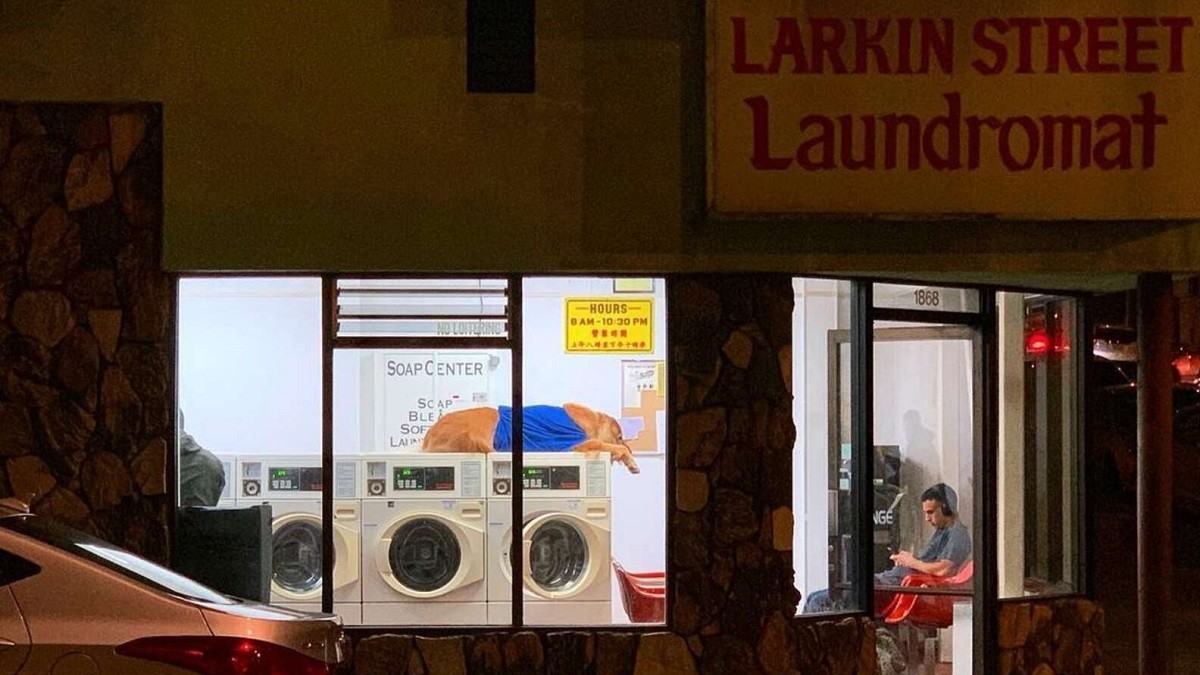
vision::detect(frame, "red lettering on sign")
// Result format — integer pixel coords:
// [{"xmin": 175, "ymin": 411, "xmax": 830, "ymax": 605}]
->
[{"xmin": 744, "ymin": 91, "xmax": 1167, "ymax": 172}]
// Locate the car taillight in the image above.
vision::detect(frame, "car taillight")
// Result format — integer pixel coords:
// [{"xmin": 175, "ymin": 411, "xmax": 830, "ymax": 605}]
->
[{"xmin": 116, "ymin": 635, "xmax": 334, "ymax": 675}]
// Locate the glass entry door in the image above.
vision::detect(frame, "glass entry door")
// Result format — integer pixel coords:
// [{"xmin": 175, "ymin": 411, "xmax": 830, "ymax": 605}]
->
[{"xmin": 832, "ymin": 321, "xmax": 982, "ymax": 674}]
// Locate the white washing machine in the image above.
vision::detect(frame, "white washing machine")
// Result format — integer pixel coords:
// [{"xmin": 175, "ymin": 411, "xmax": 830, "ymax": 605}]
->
[
  {"xmin": 360, "ymin": 453, "xmax": 487, "ymax": 626},
  {"xmin": 486, "ymin": 452, "xmax": 612, "ymax": 625},
  {"xmin": 237, "ymin": 455, "xmax": 363, "ymax": 625},
  {"xmin": 213, "ymin": 454, "xmax": 236, "ymax": 507}
]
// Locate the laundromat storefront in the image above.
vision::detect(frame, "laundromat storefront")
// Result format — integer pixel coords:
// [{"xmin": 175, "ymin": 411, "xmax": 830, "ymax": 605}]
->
[
  {"xmin": 0, "ymin": 102, "xmax": 1107, "ymax": 675},
  {"xmin": 169, "ymin": 272, "xmax": 1091, "ymax": 675}
]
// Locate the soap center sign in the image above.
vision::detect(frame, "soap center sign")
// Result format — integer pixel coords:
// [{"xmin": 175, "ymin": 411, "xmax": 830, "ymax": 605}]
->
[
  {"xmin": 374, "ymin": 352, "xmax": 495, "ymax": 450},
  {"xmin": 709, "ymin": 0, "xmax": 1200, "ymax": 218}
]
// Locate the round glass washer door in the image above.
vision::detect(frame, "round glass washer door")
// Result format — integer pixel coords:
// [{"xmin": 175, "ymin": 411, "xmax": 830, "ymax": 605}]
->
[
  {"xmin": 522, "ymin": 515, "xmax": 594, "ymax": 598},
  {"xmin": 387, "ymin": 517, "xmax": 462, "ymax": 594},
  {"xmin": 273, "ymin": 516, "xmax": 324, "ymax": 599}
]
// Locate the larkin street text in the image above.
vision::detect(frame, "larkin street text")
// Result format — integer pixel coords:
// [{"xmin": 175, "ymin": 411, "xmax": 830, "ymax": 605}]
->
[{"xmin": 730, "ymin": 16, "xmax": 1194, "ymax": 172}]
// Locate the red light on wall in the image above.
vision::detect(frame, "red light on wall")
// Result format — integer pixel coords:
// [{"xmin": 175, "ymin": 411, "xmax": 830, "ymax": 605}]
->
[{"xmin": 1026, "ymin": 330, "xmax": 1051, "ymax": 355}]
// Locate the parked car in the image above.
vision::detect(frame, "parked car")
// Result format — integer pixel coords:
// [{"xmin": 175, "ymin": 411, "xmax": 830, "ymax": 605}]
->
[{"xmin": 0, "ymin": 497, "xmax": 349, "ymax": 674}]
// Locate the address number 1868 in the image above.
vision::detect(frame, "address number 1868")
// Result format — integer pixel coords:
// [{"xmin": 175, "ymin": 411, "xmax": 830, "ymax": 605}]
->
[{"xmin": 913, "ymin": 289, "xmax": 940, "ymax": 307}]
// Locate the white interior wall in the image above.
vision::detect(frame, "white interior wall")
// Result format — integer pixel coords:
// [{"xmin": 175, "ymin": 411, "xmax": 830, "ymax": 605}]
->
[
  {"xmin": 937, "ymin": 339, "xmax": 975, "ymax": 527},
  {"xmin": 792, "ymin": 278, "xmax": 844, "ymax": 600},
  {"xmin": 177, "ymin": 277, "xmax": 323, "ymax": 455},
  {"xmin": 873, "ymin": 337, "xmax": 974, "ymax": 552}
]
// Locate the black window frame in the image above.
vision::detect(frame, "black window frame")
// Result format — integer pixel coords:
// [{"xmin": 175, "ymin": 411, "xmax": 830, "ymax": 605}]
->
[
  {"xmin": 790, "ymin": 276, "xmax": 1090, "ymax": 675},
  {"xmin": 323, "ymin": 273, "xmax": 671, "ymax": 631}
]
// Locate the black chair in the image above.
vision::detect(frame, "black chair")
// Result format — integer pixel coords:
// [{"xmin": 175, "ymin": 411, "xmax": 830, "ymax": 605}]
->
[{"xmin": 174, "ymin": 505, "xmax": 272, "ymax": 603}]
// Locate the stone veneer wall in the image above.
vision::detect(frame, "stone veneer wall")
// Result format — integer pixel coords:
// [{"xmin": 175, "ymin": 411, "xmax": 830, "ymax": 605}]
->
[
  {"xmin": 998, "ymin": 599, "xmax": 1104, "ymax": 675},
  {"xmin": 0, "ymin": 103, "xmax": 169, "ymax": 562},
  {"xmin": 354, "ymin": 276, "xmax": 877, "ymax": 674}
]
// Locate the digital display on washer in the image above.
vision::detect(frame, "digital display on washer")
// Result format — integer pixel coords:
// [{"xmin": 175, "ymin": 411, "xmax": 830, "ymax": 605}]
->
[
  {"xmin": 523, "ymin": 466, "xmax": 580, "ymax": 490},
  {"xmin": 394, "ymin": 466, "xmax": 455, "ymax": 491},
  {"xmin": 269, "ymin": 467, "xmax": 322, "ymax": 492}
]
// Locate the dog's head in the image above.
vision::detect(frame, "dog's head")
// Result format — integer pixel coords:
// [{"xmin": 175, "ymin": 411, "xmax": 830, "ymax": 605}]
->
[
  {"xmin": 595, "ymin": 411, "xmax": 627, "ymax": 447},
  {"xmin": 563, "ymin": 403, "xmax": 630, "ymax": 448}
]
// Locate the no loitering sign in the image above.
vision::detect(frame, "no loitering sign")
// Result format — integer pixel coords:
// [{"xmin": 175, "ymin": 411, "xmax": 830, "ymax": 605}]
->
[{"xmin": 709, "ymin": 0, "xmax": 1200, "ymax": 218}]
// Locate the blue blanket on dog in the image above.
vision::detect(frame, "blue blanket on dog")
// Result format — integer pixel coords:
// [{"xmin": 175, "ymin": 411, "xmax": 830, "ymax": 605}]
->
[{"xmin": 492, "ymin": 405, "xmax": 588, "ymax": 452}]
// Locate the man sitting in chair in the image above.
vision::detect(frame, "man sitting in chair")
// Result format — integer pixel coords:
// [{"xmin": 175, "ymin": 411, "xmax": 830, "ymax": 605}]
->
[{"xmin": 802, "ymin": 482, "xmax": 972, "ymax": 614}]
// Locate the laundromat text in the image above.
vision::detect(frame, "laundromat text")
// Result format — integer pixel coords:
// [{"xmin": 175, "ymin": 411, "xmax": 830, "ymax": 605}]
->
[{"xmin": 729, "ymin": 14, "xmax": 1194, "ymax": 172}]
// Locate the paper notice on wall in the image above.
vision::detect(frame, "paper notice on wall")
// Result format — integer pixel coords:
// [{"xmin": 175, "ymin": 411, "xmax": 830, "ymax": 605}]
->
[
  {"xmin": 620, "ymin": 360, "xmax": 665, "ymax": 453},
  {"xmin": 373, "ymin": 352, "xmax": 495, "ymax": 451}
]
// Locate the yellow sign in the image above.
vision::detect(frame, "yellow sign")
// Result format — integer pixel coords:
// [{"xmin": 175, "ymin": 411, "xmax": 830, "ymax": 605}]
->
[
  {"xmin": 710, "ymin": 0, "xmax": 1200, "ymax": 218},
  {"xmin": 565, "ymin": 298, "xmax": 653, "ymax": 353}
]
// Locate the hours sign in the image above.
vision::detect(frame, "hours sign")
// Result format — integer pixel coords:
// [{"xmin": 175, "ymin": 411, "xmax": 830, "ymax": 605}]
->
[{"xmin": 565, "ymin": 298, "xmax": 654, "ymax": 353}]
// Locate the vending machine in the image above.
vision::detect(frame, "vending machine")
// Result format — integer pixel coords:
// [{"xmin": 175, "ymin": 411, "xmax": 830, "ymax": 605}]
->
[
  {"xmin": 831, "ymin": 444, "xmax": 904, "ymax": 586},
  {"xmin": 871, "ymin": 445, "xmax": 903, "ymax": 573}
]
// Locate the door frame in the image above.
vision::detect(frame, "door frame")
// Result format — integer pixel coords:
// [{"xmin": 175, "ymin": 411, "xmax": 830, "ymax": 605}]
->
[{"xmin": 847, "ymin": 282, "xmax": 997, "ymax": 675}]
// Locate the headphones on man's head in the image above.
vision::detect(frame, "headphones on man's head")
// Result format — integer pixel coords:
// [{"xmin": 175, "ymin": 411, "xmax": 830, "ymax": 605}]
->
[{"xmin": 928, "ymin": 482, "xmax": 956, "ymax": 517}]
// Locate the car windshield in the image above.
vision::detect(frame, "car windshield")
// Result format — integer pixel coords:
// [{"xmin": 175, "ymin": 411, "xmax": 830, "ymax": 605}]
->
[{"xmin": 0, "ymin": 515, "xmax": 235, "ymax": 605}]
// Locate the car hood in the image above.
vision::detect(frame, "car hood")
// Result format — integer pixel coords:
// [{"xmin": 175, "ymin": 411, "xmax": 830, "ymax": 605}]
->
[{"xmin": 197, "ymin": 600, "xmax": 348, "ymax": 665}]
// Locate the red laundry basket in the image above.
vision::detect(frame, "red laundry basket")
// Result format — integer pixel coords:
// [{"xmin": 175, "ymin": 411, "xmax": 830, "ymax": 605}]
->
[{"xmin": 612, "ymin": 561, "xmax": 666, "ymax": 624}]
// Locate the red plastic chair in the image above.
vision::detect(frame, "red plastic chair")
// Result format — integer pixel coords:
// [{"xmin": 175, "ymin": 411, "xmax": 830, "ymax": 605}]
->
[
  {"xmin": 883, "ymin": 559, "xmax": 974, "ymax": 626},
  {"xmin": 612, "ymin": 560, "xmax": 666, "ymax": 623}
]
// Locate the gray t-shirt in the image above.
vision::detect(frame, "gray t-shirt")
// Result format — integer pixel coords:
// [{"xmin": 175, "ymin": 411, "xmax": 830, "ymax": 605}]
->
[{"xmin": 878, "ymin": 520, "xmax": 972, "ymax": 584}]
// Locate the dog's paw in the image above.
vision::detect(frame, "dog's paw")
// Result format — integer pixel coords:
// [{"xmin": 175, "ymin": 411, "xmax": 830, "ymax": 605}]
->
[{"xmin": 615, "ymin": 453, "xmax": 640, "ymax": 474}]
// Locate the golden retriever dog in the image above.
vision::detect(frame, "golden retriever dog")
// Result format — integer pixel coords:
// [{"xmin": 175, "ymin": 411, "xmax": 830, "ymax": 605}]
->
[{"xmin": 421, "ymin": 403, "xmax": 640, "ymax": 474}]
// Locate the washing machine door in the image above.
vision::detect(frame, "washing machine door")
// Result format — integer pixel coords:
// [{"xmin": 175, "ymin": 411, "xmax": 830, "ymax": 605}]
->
[
  {"xmin": 376, "ymin": 514, "xmax": 482, "ymax": 598},
  {"xmin": 521, "ymin": 513, "xmax": 601, "ymax": 600},
  {"xmin": 272, "ymin": 513, "xmax": 323, "ymax": 601},
  {"xmin": 332, "ymin": 505, "xmax": 360, "ymax": 590}
]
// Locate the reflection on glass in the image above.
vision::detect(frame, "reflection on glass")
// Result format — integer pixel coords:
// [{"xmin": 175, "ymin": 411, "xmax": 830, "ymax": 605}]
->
[
  {"xmin": 999, "ymin": 294, "xmax": 1080, "ymax": 598},
  {"xmin": 529, "ymin": 520, "xmax": 589, "ymax": 592}
]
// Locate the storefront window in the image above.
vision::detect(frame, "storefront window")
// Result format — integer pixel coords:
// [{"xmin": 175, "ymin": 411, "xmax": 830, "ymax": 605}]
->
[
  {"xmin": 177, "ymin": 275, "xmax": 666, "ymax": 628},
  {"xmin": 175, "ymin": 277, "xmax": 332, "ymax": 616},
  {"xmin": 792, "ymin": 278, "xmax": 859, "ymax": 615},
  {"xmin": 333, "ymin": 278, "xmax": 511, "ymax": 627},
  {"xmin": 337, "ymin": 345, "xmax": 512, "ymax": 626},
  {"xmin": 998, "ymin": 293, "xmax": 1081, "ymax": 597},
  {"xmin": 518, "ymin": 277, "xmax": 667, "ymax": 626}
]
